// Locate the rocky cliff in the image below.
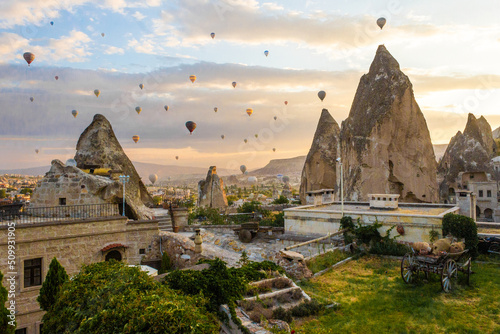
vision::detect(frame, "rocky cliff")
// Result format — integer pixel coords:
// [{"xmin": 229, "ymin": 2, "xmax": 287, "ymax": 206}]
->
[
  {"xmin": 299, "ymin": 109, "xmax": 340, "ymax": 204},
  {"xmin": 197, "ymin": 166, "xmax": 228, "ymax": 209},
  {"xmin": 492, "ymin": 126, "xmax": 500, "ymax": 139},
  {"xmin": 438, "ymin": 114, "xmax": 497, "ymax": 199},
  {"xmin": 74, "ymin": 114, "xmax": 153, "ymax": 219},
  {"xmin": 340, "ymin": 45, "xmax": 438, "ymax": 203}
]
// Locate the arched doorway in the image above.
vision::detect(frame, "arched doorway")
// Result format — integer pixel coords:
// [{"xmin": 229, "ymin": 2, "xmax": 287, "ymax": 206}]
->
[
  {"xmin": 105, "ymin": 250, "xmax": 122, "ymax": 261},
  {"xmin": 476, "ymin": 206, "xmax": 481, "ymax": 218},
  {"xmin": 484, "ymin": 208, "xmax": 493, "ymax": 220}
]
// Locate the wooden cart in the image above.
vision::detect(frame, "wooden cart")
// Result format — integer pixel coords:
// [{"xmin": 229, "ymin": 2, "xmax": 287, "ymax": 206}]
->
[{"xmin": 401, "ymin": 249, "xmax": 472, "ymax": 292}]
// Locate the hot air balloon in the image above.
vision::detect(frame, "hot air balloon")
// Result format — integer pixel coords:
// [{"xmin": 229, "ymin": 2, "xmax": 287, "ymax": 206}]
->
[
  {"xmin": 55, "ymin": 76, "xmax": 58, "ymax": 80},
  {"xmin": 132, "ymin": 135, "xmax": 140, "ymax": 143},
  {"xmin": 66, "ymin": 159, "xmax": 77, "ymax": 167},
  {"xmin": 214, "ymin": 107, "xmax": 218, "ymax": 112},
  {"xmin": 94, "ymin": 89, "xmax": 100, "ymax": 97},
  {"xmin": 248, "ymin": 176, "xmax": 257, "ymax": 183},
  {"xmin": 377, "ymin": 17, "xmax": 386, "ymax": 30},
  {"xmin": 274, "ymin": 116, "xmax": 277, "ymax": 120},
  {"xmin": 318, "ymin": 90, "xmax": 326, "ymax": 102},
  {"xmin": 254, "ymin": 134, "xmax": 258, "ymax": 138},
  {"xmin": 185, "ymin": 121, "xmax": 196, "ymax": 135},
  {"xmin": 240, "ymin": 165, "xmax": 247, "ymax": 174},
  {"xmin": 139, "ymin": 83, "xmax": 144, "ymax": 90},
  {"xmin": 221, "ymin": 135, "xmax": 225, "ymax": 139},
  {"xmin": 232, "ymin": 81, "xmax": 237, "ymax": 88},
  {"xmin": 135, "ymin": 107, "xmax": 142, "ymax": 114},
  {"xmin": 30, "ymin": 97, "xmax": 34, "ymax": 102},
  {"xmin": 244, "ymin": 139, "xmax": 248, "ymax": 143},
  {"xmin": 164, "ymin": 105, "xmax": 169, "ymax": 111},
  {"xmin": 23, "ymin": 52, "xmax": 35, "ymax": 66},
  {"xmin": 210, "ymin": 32, "xmax": 215, "ymax": 39},
  {"xmin": 50, "ymin": 21, "xmax": 54, "ymax": 26},
  {"xmin": 264, "ymin": 50, "xmax": 269, "ymax": 57},
  {"xmin": 272, "ymin": 148, "xmax": 276, "ymax": 152},
  {"xmin": 246, "ymin": 108, "xmax": 253, "ymax": 116},
  {"xmin": 101, "ymin": 33, "xmax": 105, "ymax": 37},
  {"xmin": 189, "ymin": 75, "xmax": 196, "ymax": 83},
  {"xmin": 282, "ymin": 176, "xmax": 290, "ymax": 183},
  {"xmin": 175, "ymin": 156, "xmax": 179, "ymax": 160},
  {"xmin": 149, "ymin": 174, "xmax": 158, "ymax": 185},
  {"xmin": 71, "ymin": 110, "xmax": 78, "ymax": 118},
  {"xmin": 284, "ymin": 101, "xmax": 288, "ymax": 105},
  {"xmin": 35, "ymin": 149, "xmax": 39, "ymax": 154}
]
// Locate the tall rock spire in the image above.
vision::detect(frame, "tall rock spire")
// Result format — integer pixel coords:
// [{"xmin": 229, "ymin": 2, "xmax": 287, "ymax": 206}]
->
[
  {"xmin": 340, "ymin": 45, "xmax": 438, "ymax": 202},
  {"xmin": 299, "ymin": 109, "xmax": 340, "ymax": 204}
]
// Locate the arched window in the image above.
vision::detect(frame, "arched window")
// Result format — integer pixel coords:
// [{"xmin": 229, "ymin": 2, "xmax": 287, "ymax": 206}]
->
[{"xmin": 105, "ymin": 250, "xmax": 122, "ymax": 261}]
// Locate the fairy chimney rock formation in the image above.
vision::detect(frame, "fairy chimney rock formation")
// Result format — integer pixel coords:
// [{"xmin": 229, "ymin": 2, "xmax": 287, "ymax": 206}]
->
[
  {"xmin": 197, "ymin": 166, "xmax": 228, "ymax": 209},
  {"xmin": 340, "ymin": 45, "xmax": 438, "ymax": 203},
  {"xmin": 438, "ymin": 114, "xmax": 497, "ymax": 199},
  {"xmin": 74, "ymin": 114, "xmax": 153, "ymax": 219},
  {"xmin": 299, "ymin": 109, "xmax": 340, "ymax": 204}
]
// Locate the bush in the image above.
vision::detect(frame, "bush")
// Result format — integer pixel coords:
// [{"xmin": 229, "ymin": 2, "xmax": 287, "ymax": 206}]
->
[
  {"xmin": 272, "ymin": 195, "xmax": 289, "ymax": 205},
  {"xmin": 259, "ymin": 212, "xmax": 284, "ymax": 227},
  {"xmin": 238, "ymin": 201, "xmax": 262, "ymax": 214},
  {"xmin": 340, "ymin": 216, "xmax": 355, "ymax": 244},
  {"xmin": 152, "ymin": 196, "xmax": 162, "ymax": 206},
  {"xmin": 37, "ymin": 257, "xmax": 68, "ymax": 311},
  {"xmin": 289, "ymin": 299, "xmax": 323, "ymax": 318},
  {"xmin": 188, "ymin": 206, "xmax": 225, "ymax": 225},
  {"xmin": 0, "ymin": 270, "xmax": 15, "ymax": 334},
  {"xmin": 158, "ymin": 252, "xmax": 171, "ymax": 274},
  {"xmin": 41, "ymin": 261, "xmax": 219, "ymax": 334},
  {"xmin": 442, "ymin": 213, "xmax": 478, "ymax": 257},
  {"xmin": 369, "ymin": 226, "xmax": 411, "ymax": 257},
  {"xmin": 272, "ymin": 307, "xmax": 292, "ymax": 323}
]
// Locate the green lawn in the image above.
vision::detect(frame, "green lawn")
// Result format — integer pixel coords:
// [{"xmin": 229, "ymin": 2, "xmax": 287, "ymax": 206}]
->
[{"xmin": 294, "ymin": 256, "xmax": 500, "ymax": 334}]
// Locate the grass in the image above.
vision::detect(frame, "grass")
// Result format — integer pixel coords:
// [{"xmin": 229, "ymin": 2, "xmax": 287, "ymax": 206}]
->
[
  {"xmin": 306, "ymin": 249, "xmax": 352, "ymax": 274},
  {"xmin": 294, "ymin": 256, "xmax": 500, "ymax": 333}
]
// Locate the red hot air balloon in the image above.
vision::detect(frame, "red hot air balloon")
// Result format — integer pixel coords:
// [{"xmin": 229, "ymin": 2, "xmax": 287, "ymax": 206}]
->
[
  {"xmin": 23, "ymin": 52, "xmax": 35, "ymax": 66},
  {"xmin": 185, "ymin": 121, "xmax": 196, "ymax": 135},
  {"xmin": 55, "ymin": 76, "xmax": 59, "ymax": 80},
  {"xmin": 284, "ymin": 101, "xmax": 288, "ymax": 105}
]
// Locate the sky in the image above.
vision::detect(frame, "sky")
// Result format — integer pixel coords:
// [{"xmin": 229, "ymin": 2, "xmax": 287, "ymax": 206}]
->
[{"xmin": 1, "ymin": 0, "xmax": 500, "ymax": 171}]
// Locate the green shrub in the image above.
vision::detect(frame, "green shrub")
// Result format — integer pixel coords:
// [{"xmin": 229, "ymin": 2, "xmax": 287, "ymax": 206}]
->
[
  {"xmin": 259, "ymin": 212, "xmax": 284, "ymax": 227},
  {"xmin": 238, "ymin": 201, "xmax": 262, "ymax": 214},
  {"xmin": 37, "ymin": 257, "xmax": 68, "ymax": 311},
  {"xmin": 354, "ymin": 220, "xmax": 382, "ymax": 245},
  {"xmin": 158, "ymin": 252, "xmax": 171, "ymax": 274},
  {"xmin": 442, "ymin": 213, "xmax": 478, "ymax": 257},
  {"xmin": 188, "ymin": 206, "xmax": 225, "ymax": 225},
  {"xmin": 0, "ymin": 271, "xmax": 15, "ymax": 334},
  {"xmin": 272, "ymin": 195, "xmax": 289, "ymax": 205},
  {"xmin": 369, "ymin": 226, "xmax": 411, "ymax": 256},
  {"xmin": 340, "ymin": 216, "xmax": 355, "ymax": 244},
  {"xmin": 272, "ymin": 307, "xmax": 292, "ymax": 323},
  {"xmin": 41, "ymin": 261, "xmax": 219, "ymax": 333},
  {"xmin": 290, "ymin": 299, "xmax": 323, "ymax": 317}
]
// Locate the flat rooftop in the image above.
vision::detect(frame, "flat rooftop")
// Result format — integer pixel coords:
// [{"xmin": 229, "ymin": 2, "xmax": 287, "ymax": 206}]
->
[{"xmin": 298, "ymin": 202, "xmax": 457, "ymax": 217}]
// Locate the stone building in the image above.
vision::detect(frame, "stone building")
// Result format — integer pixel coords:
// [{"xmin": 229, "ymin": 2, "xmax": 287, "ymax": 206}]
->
[
  {"xmin": 460, "ymin": 172, "xmax": 498, "ymax": 221},
  {"xmin": 0, "ymin": 209, "xmax": 158, "ymax": 333}
]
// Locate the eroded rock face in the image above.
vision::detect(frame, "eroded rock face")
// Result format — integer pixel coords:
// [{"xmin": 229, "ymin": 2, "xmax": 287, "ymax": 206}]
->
[
  {"xmin": 438, "ymin": 114, "xmax": 497, "ymax": 199},
  {"xmin": 299, "ymin": 109, "xmax": 340, "ymax": 204},
  {"xmin": 74, "ymin": 114, "xmax": 153, "ymax": 219},
  {"xmin": 340, "ymin": 45, "xmax": 438, "ymax": 203},
  {"xmin": 197, "ymin": 166, "xmax": 228, "ymax": 209}
]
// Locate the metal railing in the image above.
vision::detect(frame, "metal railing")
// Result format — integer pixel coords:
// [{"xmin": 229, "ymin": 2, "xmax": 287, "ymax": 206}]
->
[{"xmin": 0, "ymin": 203, "xmax": 120, "ymax": 225}]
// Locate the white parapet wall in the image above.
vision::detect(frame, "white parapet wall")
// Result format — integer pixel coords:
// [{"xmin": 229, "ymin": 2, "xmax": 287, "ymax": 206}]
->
[{"xmin": 284, "ymin": 202, "xmax": 460, "ymax": 243}]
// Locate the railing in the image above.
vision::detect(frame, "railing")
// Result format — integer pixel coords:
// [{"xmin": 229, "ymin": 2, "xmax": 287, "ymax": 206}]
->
[
  {"xmin": 281, "ymin": 230, "xmax": 347, "ymax": 260},
  {"xmin": 0, "ymin": 203, "xmax": 120, "ymax": 225}
]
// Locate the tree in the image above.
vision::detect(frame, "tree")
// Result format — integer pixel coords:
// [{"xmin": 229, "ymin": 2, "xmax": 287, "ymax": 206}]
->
[
  {"xmin": 37, "ymin": 257, "xmax": 68, "ymax": 311},
  {"xmin": 20, "ymin": 188, "xmax": 33, "ymax": 195},
  {"xmin": 272, "ymin": 195, "xmax": 289, "ymax": 205},
  {"xmin": 41, "ymin": 261, "xmax": 219, "ymax": 333},
  {"xmin": 0, "ymin": 271, "xmax": 16, "ymax": 334},
  {"xmin": 0, "ymin": 189, "xmax": 6, "ymax": 199}
]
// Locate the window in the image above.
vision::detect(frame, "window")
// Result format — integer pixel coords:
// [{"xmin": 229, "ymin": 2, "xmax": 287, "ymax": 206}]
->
[
  {"xmin": 487, "ymin": 190, "xmax": 492, "ymax": 197},
  {"xmin": 24, "ymin": 258, "xmax": 42, "ymax": 288},
  {"xmin": 59, "ymin": 197, "xmax": 66, "ymax": 205},
  {"xmin": 479, "ymin": 190, "xmax": 483, "ymax": 198},
  {"xmin": 15, "ymin": 329, "xmax": 27, "ymax": 334},
  {"xmin": 139, "ymin": 248, "xmax": 146, "ymax": 255},
  {"xmin": 470, "ymin": 174, "xmax": 475, "ymax": 179}
]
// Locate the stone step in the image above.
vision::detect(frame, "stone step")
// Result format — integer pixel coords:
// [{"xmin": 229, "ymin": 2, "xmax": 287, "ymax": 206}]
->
[{"xmin": 158, "ymin": 217, "xmax": 173, "ymax": 232}]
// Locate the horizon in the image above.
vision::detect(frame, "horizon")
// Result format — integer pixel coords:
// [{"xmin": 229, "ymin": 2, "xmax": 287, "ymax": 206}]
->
[{"xmin": 1, "ymin": 0, "xmax": 500, "ymax": 170}]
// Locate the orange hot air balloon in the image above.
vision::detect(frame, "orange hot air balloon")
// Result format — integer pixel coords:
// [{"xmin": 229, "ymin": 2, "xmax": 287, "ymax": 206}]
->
[
  {"xmin": 94, "ymin": 89, "xmax": 100, "ymax": 97},
  {"xmin": 232, "ymin": 81, "xmax": 237, "ymax": 88},
  {"xmin": 132, "ymin": 135, "xmax": 140, "ymax": 143},
  {"xmin": 164, "ymin": 105, "xmax": 169, "ymax": 111},
  {"xmin": 246, "ymin": 108, "xmax": 253, "ymax": 116},
  {"xmin": 71, "ymin": 110, "xmax": 78, "ymax": 118},
  {"xmin": 55, "ymin": 76, "xmax": 59, "ymax": 80},
  {"xmin": 139, "ymin": 83, "xmax": 144, "ymax": 90},
  {"xmin": 185, "ymin": 121, "xmax": 196, "ymax": 135},
  {"xmin": 23, "ymin": 52, "xmax": 35, "ymax": 66},
  {"xmin": 284, "ymin": 101, "xmax": 288, "ymax": 105},
  {"xmin": 175, "ymin": 156, "xmax": 179, "ymax": 160},
  {"xmin": 135, "ymin": 106, "xmax": 142, "ymax": 114},
  {"xmin": 214, "ymin": 107, "xmax": 218, "ymax": 112},
  {"xmin": 189, "ymin": 75, "xmax": 196, "ymax": 83}
]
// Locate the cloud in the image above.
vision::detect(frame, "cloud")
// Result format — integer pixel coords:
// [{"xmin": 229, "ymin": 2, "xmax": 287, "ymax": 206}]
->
[
  {"xmin": 132, "ymin": 11, "xmax": 146, "ymax": 21},
  {"xmin": 0, "ymin": 32, "xmax": 29, "ymax": 63},
  {"xmin": 105, "ymin": 46, "xmax": 125, "ymax": 55},
  {"xmin": 44, "ymin": 30, "xmax": 93, "ymax": 62}
]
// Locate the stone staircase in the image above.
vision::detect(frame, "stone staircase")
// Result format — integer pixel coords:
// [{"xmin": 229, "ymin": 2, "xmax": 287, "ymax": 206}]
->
[{"xmin": 156, "ymin": 215, "xmax": 173, "ymax": 232}]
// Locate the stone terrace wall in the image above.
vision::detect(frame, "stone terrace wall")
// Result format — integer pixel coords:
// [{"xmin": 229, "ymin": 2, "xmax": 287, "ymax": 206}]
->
[{"xmin": 0, "ymin": 217, "xmax": 158, "ymax": 333}]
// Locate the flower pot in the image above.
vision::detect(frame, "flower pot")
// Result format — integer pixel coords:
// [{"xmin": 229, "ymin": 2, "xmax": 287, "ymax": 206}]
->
[
  {"xmin": 173, "ymin": 226, "xmax": 180, "ymax": 233},
  {"xmin": 170, "ymin": 207, "xmax": 189, "ymax": 232}
]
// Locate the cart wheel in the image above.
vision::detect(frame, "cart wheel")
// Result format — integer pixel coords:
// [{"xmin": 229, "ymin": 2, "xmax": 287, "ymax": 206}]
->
[
  {"xmin": 401, "ymin": 253, "xmax": 416, "ymax": 284},
  {"xmin": 441, "ymin": 259, "xmax": 457, "ymax": 292},
  {"xmin": 489, "ymin": 243, "xmax": 500, "ymax": 253},
  {"xmin": 465, "ymin": 257, "xmax": 472, "ymax": 286}
]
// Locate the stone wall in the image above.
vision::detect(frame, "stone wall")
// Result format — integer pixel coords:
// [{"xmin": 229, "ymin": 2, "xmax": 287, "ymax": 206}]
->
[{"xmin": 0, "ymin": 217, "xmax": 158, "ymax": 333}]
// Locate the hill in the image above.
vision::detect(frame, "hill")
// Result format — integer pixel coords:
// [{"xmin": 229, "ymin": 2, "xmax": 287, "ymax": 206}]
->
[{"xmin": 249, "ymin": 156, "xmax": 306, "ymax": 176}]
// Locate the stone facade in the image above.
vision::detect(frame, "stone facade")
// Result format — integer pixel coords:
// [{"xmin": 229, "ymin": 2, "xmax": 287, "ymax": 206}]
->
[{"xmin": 0, "ymin": 216, "xmax": 158, "ymax": 333}]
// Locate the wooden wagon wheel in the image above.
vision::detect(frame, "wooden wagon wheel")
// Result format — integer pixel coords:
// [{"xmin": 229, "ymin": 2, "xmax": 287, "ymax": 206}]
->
[
  {"xmin": 441, "ymin": 259, "xmax": 458, "ymax": 293},
  {"xmin": 401, "ymin": 253, "xmax": 417, "ymax": 284}
]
